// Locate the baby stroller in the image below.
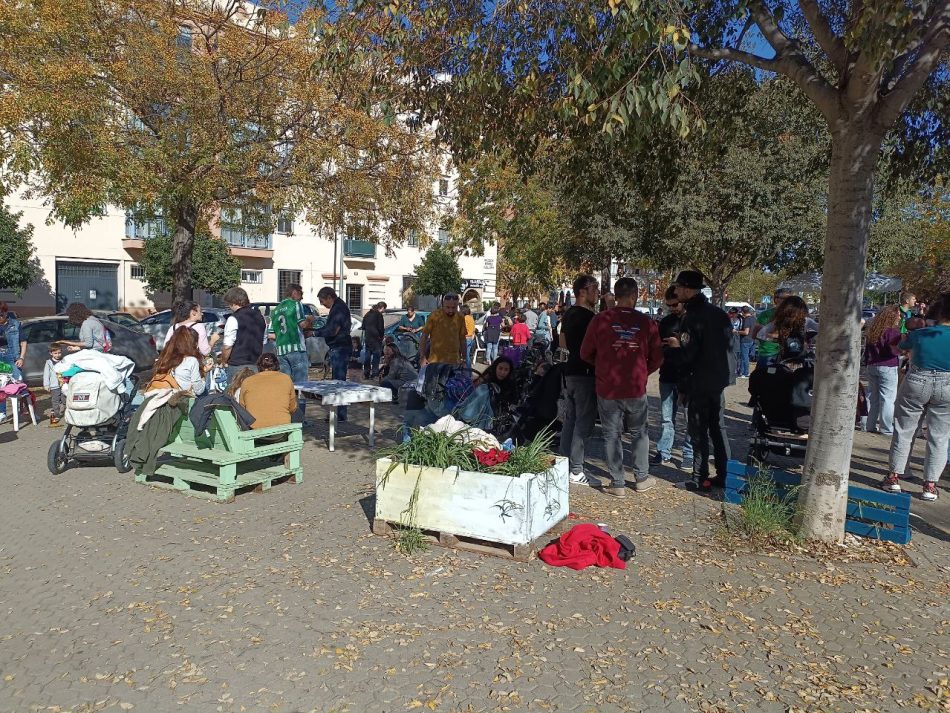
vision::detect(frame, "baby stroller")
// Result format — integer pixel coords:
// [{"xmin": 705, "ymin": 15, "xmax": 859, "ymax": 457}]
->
[
  {"xmin": 747, "ymin": 345, "xmax": 814, "ymax": 464},
  {"xmin": 47, "ymin": 359, "xmax": 140, "ymax": 475},
  {"xmin": 505, "ymin": 362, "xmax": 564, "ymax": 445}
]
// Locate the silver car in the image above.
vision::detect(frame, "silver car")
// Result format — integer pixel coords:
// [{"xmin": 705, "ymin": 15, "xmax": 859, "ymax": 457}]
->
[
  {"xmin": 19, "ymin": 316, "xmax": 156, "ymax": 388},
  {"xmin": 138, "ymin": 308, "xmax": 231, "ymax": 351}
]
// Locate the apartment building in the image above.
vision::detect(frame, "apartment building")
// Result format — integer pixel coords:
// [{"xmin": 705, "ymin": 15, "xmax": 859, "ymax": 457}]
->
[{"xmin": 3, "ymin": 178, "xmax": 498, "ymax": 317}]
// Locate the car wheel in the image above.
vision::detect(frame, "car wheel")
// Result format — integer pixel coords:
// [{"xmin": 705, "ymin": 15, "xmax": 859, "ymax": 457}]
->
[{"xmin": 47, "ymin": 439, "xmax": 70, "ymax": 475}]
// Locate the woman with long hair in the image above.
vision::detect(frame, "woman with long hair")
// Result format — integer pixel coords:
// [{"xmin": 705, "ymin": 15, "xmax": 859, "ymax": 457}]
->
[
  {"xmin": 379, "ymin": 343, "xmax": 417, "ymax": 404},
  {"xmin": 60, "ymin": 303, "xmax": 108, "ymax": 352},
  {"xmin": 882, "ymin": 294, "xmax": 950, "ymax": 501},
  {"xmin": 863, "ymin": 305, "xmax": 903, "ymax": 434},
  {"xmin": 239, "ymin": 353, "xmax": 298, "ymax": 429},
  {"xmin": 756, "ymin": 296, "xmax": 814, "ymax": 361},
  {"xmin": 164, "ymin": 300, "xmax": 218, "ymax": 356},
  {"xmin": 146, "ymin": 326, "xmax": 205, "ymax": 394}
]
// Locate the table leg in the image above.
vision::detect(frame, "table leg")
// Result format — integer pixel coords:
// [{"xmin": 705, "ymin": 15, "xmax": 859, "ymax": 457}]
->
[
  {"xmin": 328, "ymin": 408, "xmax": 336, "ymax": 452},
  {"xmin": 11, "ymin": 397, "xmax": 19, "ymax": 432},
  {"xmin": 369, "ymin": 402, "xmax": 375, "ymax": 448}
]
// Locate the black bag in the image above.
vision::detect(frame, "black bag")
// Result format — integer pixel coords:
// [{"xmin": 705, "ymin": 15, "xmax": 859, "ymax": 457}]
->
[{"xmin": 614, "ymin": 535, "xmax": 636, "ymax": 561}]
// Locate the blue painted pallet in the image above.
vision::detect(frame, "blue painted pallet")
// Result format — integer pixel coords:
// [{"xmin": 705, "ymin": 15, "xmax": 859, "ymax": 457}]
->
[{"xmin": 724, "ymin": 460, "xmax": 911, "ymax": 544}]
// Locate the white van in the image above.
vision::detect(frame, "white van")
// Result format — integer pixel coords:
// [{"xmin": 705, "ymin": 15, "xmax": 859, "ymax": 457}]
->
[{"xmin": 725, "ymin": 301, "xmax": 754, "ymax": 312}]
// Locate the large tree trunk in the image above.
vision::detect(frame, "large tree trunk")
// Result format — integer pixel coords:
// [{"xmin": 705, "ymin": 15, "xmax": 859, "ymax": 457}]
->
[
  {"xmin": 171, "ymin": 201, "xmax": 198, "ymax": 303},
  {"xmin": 795, "ymin": 126, "xmax": 883, "ymax": 543}
]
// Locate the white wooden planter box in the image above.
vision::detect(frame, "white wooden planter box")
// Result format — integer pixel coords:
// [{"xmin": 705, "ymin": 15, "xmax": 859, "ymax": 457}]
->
[{"xmin": 375, "ymin": 456, "xmax": 569, "ymax": 546}]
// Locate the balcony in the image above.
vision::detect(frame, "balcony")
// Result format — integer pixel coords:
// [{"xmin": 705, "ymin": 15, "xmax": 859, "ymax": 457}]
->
[
  {"xmin": 343, "ymin": 239, "xmax": 376, "ymax": 259},
  {"xmin": 223, "ymin": 231, "xmax": 272, "ymax": 250},
  {"xmin": 124, "ymin": 215, "xmax": 167, "ymax": 248}
]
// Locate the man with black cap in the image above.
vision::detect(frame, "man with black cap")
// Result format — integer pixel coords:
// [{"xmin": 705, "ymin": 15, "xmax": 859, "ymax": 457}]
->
[{"xmin": 664, "ymin": 270, "xmax": 733, "ymax": 491}]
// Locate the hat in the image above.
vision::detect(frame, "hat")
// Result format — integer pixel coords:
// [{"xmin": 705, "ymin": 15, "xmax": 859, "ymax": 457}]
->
[{"xmin": 673, "ymin": 270, "xmax": 706, "ymax": 290}]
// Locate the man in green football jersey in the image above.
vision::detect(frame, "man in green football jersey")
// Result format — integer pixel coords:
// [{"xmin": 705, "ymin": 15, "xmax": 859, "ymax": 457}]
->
[{"xmin": 272, "ymin": 283, "xmax": 313, "ymax": 418}]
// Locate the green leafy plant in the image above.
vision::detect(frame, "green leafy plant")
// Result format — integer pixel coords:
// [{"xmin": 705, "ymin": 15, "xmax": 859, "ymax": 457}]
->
[
  {"xmin": 140, "ymin": 231, "xmax": 241, "ymax": 298},
  {"xmin": 410, "ymin": 244, "xmax": 463, "ymax": 298},
  {"xmin": 723, "ymin": 463, "xmax": 801, "ymax": 547},
  {"xmin": 0, "ymin": 203, "xmax": 41, "ymax": 295}
]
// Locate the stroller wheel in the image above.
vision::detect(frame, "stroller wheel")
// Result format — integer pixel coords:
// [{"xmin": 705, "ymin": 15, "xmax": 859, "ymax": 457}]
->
[
  {"xmin": 47, "ymin": 439, "xmax": 70, "ymax": 475},
  {"xmin": 114, "ymin": 438, "xmax": 133, "ymax": 474}
]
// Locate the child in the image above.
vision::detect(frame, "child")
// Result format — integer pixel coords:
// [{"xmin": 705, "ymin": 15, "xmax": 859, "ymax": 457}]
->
[
  {"xmin": 510, "ymin": 314, "xmax": 530, "ymax": 347},
  {"xmin": 44, "ymin": 343, "xmax": 65, "ymax": 427}
]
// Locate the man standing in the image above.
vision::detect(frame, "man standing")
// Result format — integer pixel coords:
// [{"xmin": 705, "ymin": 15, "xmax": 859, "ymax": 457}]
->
[
  {"xmin": 362, "ymin": 301, "xmax": 386, "ymax": 379},
  {"xmin": 419, "ymin": 293, "xmax": 466, "ymax": 367},
  {"xmin": 653, "ymin": 286, "xmax": 693, "ymax": 469},
  {"xmin": 558, "ymin": 275, "xmax": 600, "ymax": 485},
  {"xmin": 534, "ymin": 302, "xmax": 553, "ymax": 348},
  {"xmin": 751, "ymin": 287, "xmax": 791, "ymax": 368},
  {"xmin": 664, "ymin": 271, "xmax": 733, "ymax": 491},
  {"xmin": 272, "ymin": 283, "xmax": 313, "ymax": 421},
  {"xmin": 899, "ymin": 292, "xmax": 917, "ymax": 333},
  {"xmin": 580, "ymin": 277, "xmax": 663, "ymax": 497},
  {"xmin": 313, "ymin": 287, "xmax": 353, "ymax": 421},
  {"xmin": 523, "ymin": 304, "xmax": 539, "ymax": 333},
  {"xmin": 738, "ymin": 306, "xmax": 755, "ymax": 378},
  {"xmin": 221, "ymin": 287, "xmax": 266, "ymax": 382}
]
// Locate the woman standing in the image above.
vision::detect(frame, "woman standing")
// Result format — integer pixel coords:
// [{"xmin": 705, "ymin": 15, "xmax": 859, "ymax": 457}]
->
[
  {"xmin": 863, "ymin": 306, "xmax": 902, "ymax": 435},
  {"xmin": 61, "ymin": 303, "xmax": 108, "ymax": 352},
  {"xmin": 755, "ymin": 296, "xmax": 817, "ymax": 360},
  {"xmin": 881, "ymin": 294, "xmax": 950, "ymax": 501},
  {"xmin": 482, "ymin": 305, "xmax": 504, "ymax": 364},
  {"xmin": 145, "ymin": 327, "xmax": 206, "ymax": 394},
  {"xmin": 164, "ymin": 300, "xmax": 218, "ymax": 356},
  {"xmin": 0, "ymin": 303, "xmax": 26, "ymax": 379}
]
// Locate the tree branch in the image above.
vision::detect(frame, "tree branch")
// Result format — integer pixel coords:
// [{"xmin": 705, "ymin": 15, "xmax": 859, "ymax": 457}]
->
[
  {"xmin": 797, "ymin": 0, "xmax": 849, "ymax": 74},
  {"xmin": 749, "ymin": 1, "xmax": 793, "ymax": 52},
  {"xmin": 877, "ymin": 1, "xmax": 950, "ymax": 129}
]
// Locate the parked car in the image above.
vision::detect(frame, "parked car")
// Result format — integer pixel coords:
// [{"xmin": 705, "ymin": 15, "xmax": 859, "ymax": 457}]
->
[
  {"xmin": 138, "ymin": 307, "xmax": 231, "ymax": 351},
  {"xmin": 383, "ymin": 311, "xmax": 431, "ymax": 338},
  {"xmin": 56, "ymin": 309, "xmax": 143, "ymax": 332},
  {"xmin": 19, "ymin": 316, "xmax": 156, "ymax": 388}
]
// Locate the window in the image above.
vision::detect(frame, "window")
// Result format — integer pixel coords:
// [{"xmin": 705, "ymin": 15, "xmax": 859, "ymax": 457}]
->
[
  {"xmin": 125, "ymin": 212, "xmax": 167, "ymax": 240},
  {"xmin": 241, "ymin": 270, "xmax": 263, "ymax": 284},
  {"xmin": 345, "ymin": 284, "xmax": 363, "ymax": 314},
  {"xmin": 278, "ymin": 270, "xmax": 302, "ymax": 299},
  {"xmin": 407, "ymin": 230, "xmax": 419, "ymax": 248},
  {"xmin": 437, "ymin": 228, "xmax": 450, "ymax": 245},
  {"xmin": 276, "ymin": 215, "xmax": 293, "ymax": 235},
  {"xmin": 221, "ymin": 204, "xmax": 272, "ymax": 250},
  {"xmin": 438, "ymin": 178, "xmax": 449, "ymax": 197},
  {"xmin": 130, "ymin": 264, "xmax": 146, "ymax": 280}
]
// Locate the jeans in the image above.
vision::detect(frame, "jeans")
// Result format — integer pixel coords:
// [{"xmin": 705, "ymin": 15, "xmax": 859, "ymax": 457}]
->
[
  {"xmin": 738, "ymin": 341, "xmax": 753, "ymax": 377},
  {"xmin": 687, "ymin": 390, "xmax": 731, "ymax": 479},
  {"xmin": 559, "ymin": 376, "xmax": 598, "ymax": 475},
  {"xmin": 380, "ymin": 379, "xmax": 400, "ymax": 403},
  {"xmin": 465, "ymin": 338, "xmax": 475, "ymax": 368},
  {"xmin": 866, "ymin": 364, "xmax": 898, "ymax": 434},
  {"xmin": 328, "ymin": 347, "xmax": 352, "ymax": 420},
  {"xmin": 226, "ymin": 364, "xmax": 258, "ymax": 383},
  {"xmin": 888, "ymin": 368, "xmax": 950, "ymax": 483},
  {"xmin": 278, "ymin": 350, "xmax": 310, "ymax": 421},
  {"xmin": 656, "ymin": 381, "xmax": 693, "ymax": 462},
  {"xmin": 363, "ymin": 347, "xmax": 381, "ymax": 378},
  {"xmin": 597, "ymin": 395, "xmax": 650, "ymax": 488},
  {"xmin": 485, "ymin": 340, "xmax": 499, "ymax": 364}
]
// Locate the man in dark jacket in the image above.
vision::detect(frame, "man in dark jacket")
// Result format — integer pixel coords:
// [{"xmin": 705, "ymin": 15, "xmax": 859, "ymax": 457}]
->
[
  {"xmin": 221, "ymin": 287, "xmax": 267, "ymax": 382},
  {"xmin": 653, "ymin": 286, "xmax": 693, "ymax": 469},
  {"xmin": 664, "ymin": 271, "xmax": 733, "ymax": 490},
  {"xmin": 362, "ymin": 302, "xmax": 386, "ymax": 379},
  {"xmin": 314, "ymin": 287, "xmax": 353, "ymax": 421}
]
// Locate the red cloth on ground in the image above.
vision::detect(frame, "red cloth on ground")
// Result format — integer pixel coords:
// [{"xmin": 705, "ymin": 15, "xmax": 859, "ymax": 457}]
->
[{"xmin": 538, "ymin": 523, "xmax": 627, "ymax": 570}]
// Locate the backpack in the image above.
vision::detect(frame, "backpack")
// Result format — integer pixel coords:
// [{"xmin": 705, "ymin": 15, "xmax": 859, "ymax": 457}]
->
[{"xmin": 99, "ymin": 320, "xmax": 113, "ymax": 353}]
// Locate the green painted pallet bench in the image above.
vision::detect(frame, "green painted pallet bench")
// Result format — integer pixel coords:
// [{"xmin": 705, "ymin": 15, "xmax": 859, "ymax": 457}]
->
[
  {"xmin": 135, "ymin": 405, "xmax": 303, "ymax": 503},
  {"xmin": 724, "ymin": 460, "xmax": 912, "ymax": 544}
]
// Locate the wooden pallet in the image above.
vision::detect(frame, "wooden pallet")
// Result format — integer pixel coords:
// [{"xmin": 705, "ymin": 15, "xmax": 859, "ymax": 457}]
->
[
  {"xmin": 137, "ymin": 460, "xmax": 302, "ymax": 503},
  {"xmin": 724, "ymin": 460, "xmax": 912, "ymax": 544},
  {"xmin": 372, "ymin": 517, "xmax": 570, "ymax": 562}
]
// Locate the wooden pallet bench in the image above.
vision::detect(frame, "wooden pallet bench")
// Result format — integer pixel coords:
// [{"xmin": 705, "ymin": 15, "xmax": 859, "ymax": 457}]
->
[
  {"xmin": 372, "ymin": 516, "xmax": 570, "ymax": 562},
  {"xmin": 724, "ymin": 460, "xmax": 912, "ymax": 544},
  {"xmin": 135, "ymin": 406, "xmax": 303, "ymax": 503}
]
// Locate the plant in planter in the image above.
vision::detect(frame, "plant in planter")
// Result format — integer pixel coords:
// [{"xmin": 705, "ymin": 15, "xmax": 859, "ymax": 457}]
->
[{"xmin": 375, "ymin": 428, "xmax": 568, "ymax": 556}]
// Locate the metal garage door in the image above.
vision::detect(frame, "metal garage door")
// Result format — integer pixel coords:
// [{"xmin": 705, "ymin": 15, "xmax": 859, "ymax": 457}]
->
[{"xmin": 56, "ymin": 262, "xmax": 119, "ymax": 312}]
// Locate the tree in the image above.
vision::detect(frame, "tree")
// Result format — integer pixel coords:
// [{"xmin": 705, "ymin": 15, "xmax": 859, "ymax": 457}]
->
[
  {"xmin": 411, "ymin": 244, "xmax": 463, "ymax": 298},
  {"xmin": 139, "ymin": 231, "xmax": 241, "ymax": 298},
  {"xmin": 0, "ymin": 203, "xmax": 40, "ymax": 295},
  {"xmin": 887, "ymin": 185, "xmax": 950, "ymax": 301},
  {"xmin": 380, "ymin": 0, "xmax": 949, "ymax": 543},
  {"xmin": 0, "ymin": 0, "xmax": 437, "ymax": 302}
]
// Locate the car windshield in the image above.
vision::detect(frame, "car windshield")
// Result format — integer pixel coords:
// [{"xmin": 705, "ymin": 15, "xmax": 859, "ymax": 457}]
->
[{"xmin": 141, "ymin": 312, "xmax": 171, "ymax": 325}]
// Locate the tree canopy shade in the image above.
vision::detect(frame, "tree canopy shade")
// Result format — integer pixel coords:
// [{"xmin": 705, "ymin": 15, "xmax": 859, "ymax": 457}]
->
[
  {"xmin": 0, "ymin": 203, "xmax": 40, "ymax": 295},
  {"xmin": 0, "ymin": 0, "xmax": 438, "ymax": 302},
  {"xmin": 373, "ymin": 0, "xmax": 950, "ymax": 542}
]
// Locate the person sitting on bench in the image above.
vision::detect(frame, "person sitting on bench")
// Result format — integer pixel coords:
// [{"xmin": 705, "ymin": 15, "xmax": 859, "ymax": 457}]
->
[{"xmin": 239, "ymin": 353, "xmax": 297, "ymax": 430}]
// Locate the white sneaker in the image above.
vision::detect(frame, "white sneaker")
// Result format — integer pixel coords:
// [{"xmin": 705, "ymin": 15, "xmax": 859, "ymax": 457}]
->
[{"xmin": 569, "ymin": 472, "xmax": 591, "ymax": 485}]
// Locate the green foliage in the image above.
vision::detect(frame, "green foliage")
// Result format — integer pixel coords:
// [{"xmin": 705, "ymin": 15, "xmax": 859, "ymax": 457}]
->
[
  {"xmin": 0, "ymin": 203, "xmax": 40, "ymax": 295},
  {"xmin": 723, "ymin": 464, "xmax": 801, "ymax": 548},
  {"xmin": 411, "ymin": 244, "xmax": 463, "ymax": 298},
  {"xmin": 140, "ymin": 233, "xmax": 241, "ymax": 297}
]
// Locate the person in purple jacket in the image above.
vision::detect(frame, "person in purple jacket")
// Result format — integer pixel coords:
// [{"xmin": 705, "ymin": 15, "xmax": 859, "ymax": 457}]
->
[{"xmin": 863, "ymin": 306, "xmax": 903, "ymax": 435}]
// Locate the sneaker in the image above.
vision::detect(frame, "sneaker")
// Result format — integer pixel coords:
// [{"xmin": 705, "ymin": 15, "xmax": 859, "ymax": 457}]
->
[
  {"xmin": 921, "ymin": 482, "xmax": 938, "ymax": 501},
  {"xmin": 48, "ymin": 417, "xmax": 62, "ymax": 428},
  {"xmin": 569, "ymin": 472, "xmax": 591, "ymax": 485},
  {"xmin": 605, "ymin": 485, "xmax": 626, "ymax": 498},
  {"xmin": 650, "ymin": 453, "xmax": 672, "ymax": 466},
  {"xmin": 634, "ymin": 475, "xmax": 656, "ymax": 492},
  {"xmin": 679, "ymin": 457, "xmax": 694, "ymax": 472},
  {"xmin": 881, "ymin": 473, "xmax": 902, "ymax": 492}
]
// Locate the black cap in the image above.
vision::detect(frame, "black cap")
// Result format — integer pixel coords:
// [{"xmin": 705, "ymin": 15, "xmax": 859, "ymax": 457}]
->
[{"xmin": 673, "ymin": 270, "xmax": 706, "ymax": 290}]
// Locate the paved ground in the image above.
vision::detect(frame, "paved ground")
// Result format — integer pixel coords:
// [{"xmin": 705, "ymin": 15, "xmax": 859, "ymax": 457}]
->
[{"xmin": 1, "ymin": 373, "xmax": 948, "ymax": 713}]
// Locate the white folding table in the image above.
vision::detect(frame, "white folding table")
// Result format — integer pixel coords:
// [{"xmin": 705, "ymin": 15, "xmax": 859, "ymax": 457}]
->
[{"xmin": 294, "ymin": 380, "xmax": 393, "ymax": 451}]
